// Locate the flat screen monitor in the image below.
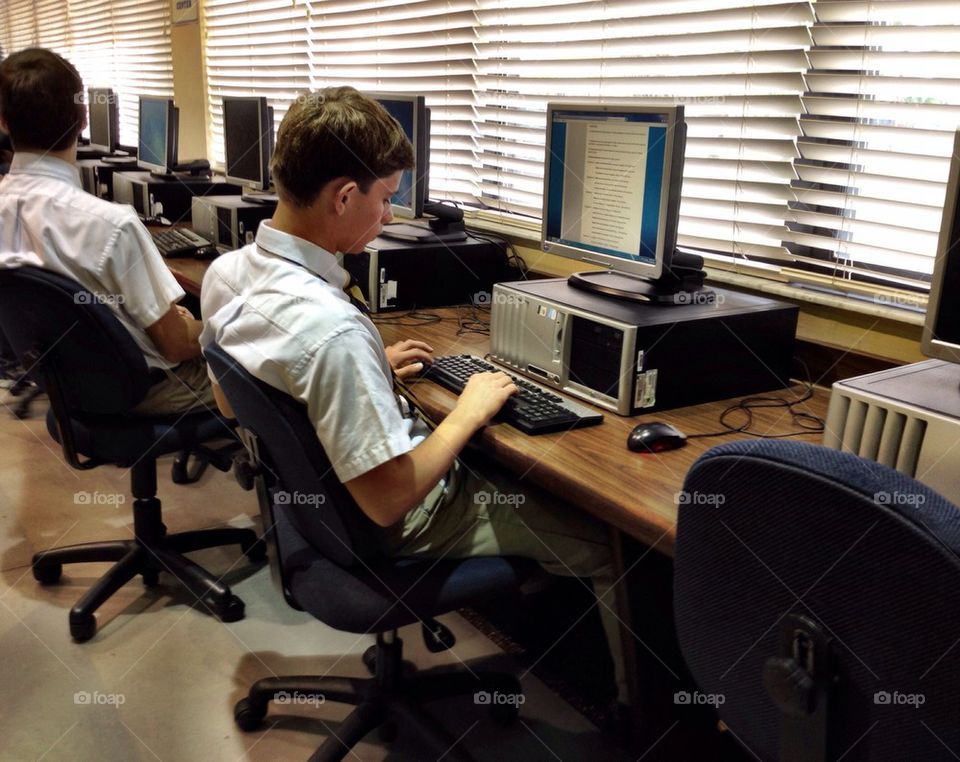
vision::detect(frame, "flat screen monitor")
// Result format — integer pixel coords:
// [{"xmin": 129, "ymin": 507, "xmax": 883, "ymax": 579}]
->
[
  {"xmin": 223, "ymin": 96, "xmax": 274, "ymax": 194},
  {"xmin": 87, "ymin": 88, "xmax": 118, "ymax": 154},
  {"xmin": 367, "ymin": 92, "xmax": 428, "ymax": 219},
  {"xmin": 921, "ymin": 128, "xmax": 960, "ymax": 367},
  {"xmin": 138, "ymin": 96, "xmax": 178, "ymax": 175},
  {"xmin": 541, "ymin": 103, "xmax": 688, "ymax": 300}
]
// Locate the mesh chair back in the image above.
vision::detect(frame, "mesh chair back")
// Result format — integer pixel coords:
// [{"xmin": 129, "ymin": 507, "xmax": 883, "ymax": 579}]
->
[
  {"xmin": 205, "ymin": 343, "xmax": 379, "ymax": 571},
  {"xmin": 674, "ymin": 440, "xmax": 960, "ymax": 761},
  {"xmin": 0, "ymin": 265, "xmax": 151, "ymax": 413}
]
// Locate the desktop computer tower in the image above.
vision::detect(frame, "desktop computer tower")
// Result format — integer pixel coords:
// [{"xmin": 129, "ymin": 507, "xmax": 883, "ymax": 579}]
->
[
  {"xmin": 345, "ymin": 232, "xmax": 509, "ymax": 312},
  {"xmin": 824, "ymin": 359, "xmax": 960, "ymax": 504},
  {"xmin": 191, "ymin": 195, "xmax": 276, "ymax": 251},
  {"xmin": 490, "ymin": 279, "xmax": 798, "ymax": 416},
  {"xmin": 112, "ymin": 171, "xmax": 240, "ymax": 223},
  {"xmin": 78, "ymin": 159, "xmax": 138, "ymax": 201}
]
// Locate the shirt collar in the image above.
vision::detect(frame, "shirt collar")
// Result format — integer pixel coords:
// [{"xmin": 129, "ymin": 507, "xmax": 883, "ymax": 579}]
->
[
  {"xmin": 8, "ymin": 152, "xmax": 82, "ymax": 189},
  {"xmin": 254, "ymin": 220, "xmax": 349, "ymax": 290}
]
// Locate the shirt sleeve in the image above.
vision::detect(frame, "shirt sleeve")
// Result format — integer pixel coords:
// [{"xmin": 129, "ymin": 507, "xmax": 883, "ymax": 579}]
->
[
  {"xmin": 293, "ymin": 324, "xmax": 417, "ymax": 484},
  {"xmin": 100, "ymin": 215, "xmax": 185, "ymax": 329}
]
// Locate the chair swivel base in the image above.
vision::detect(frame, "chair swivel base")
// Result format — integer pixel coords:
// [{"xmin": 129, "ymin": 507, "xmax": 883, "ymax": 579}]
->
[
  {"xmin": 32, "ymin": 514, "xmax": 265, "ymax": 642},
  {"xmin": 234, "ymin": 632, "xmax": 523, "ymax": 762}
]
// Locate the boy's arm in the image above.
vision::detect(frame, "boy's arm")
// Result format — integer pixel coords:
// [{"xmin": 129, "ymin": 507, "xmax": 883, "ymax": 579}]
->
[
  {"xmin": 344, "ymin": 372, "xmax": 516, "ymax": 527},
  {"xmin": 145, "ymin": 304, "xmax": 203, "ymax": 363}
]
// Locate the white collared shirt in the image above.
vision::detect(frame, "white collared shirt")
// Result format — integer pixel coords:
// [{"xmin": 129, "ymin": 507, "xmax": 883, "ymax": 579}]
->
[
  {"xmin": 0, "ymin": 152, "xmax": 184, "ymax": 369},
  {"xmin": 200, "ymin": 221, "xmax": 431, "ymax": 483}
]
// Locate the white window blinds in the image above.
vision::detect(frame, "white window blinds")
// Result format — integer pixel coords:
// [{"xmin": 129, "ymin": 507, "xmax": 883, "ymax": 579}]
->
[
  {"xmin": 786, "ymin": 0, "xmax": 960, "ymax": 291},
  {"xmin": 203, "ymin": 0, "xmax": 480, "ymax": 199},
  {"xmin": 475, "ymin": 0, "xmax": 814, "ymax": 268},
  {"xmin": 202, "ymin": 0, "xmax": 311, "ymax": 167},
  {"xmin": 0, "ymin": 0, "xmax": 174, "ymax": 147}
]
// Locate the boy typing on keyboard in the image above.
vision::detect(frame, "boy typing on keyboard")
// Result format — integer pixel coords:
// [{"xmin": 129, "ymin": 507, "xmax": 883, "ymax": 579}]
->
[{"xmin": 199, "ymin": 87, "xmax": 629, "ymax": 712}]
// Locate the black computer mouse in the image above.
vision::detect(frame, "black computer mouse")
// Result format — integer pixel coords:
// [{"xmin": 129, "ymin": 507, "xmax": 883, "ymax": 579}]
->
[{"xmin": 627, "ymin": 421, "xmax": 688, "ymax": 453}]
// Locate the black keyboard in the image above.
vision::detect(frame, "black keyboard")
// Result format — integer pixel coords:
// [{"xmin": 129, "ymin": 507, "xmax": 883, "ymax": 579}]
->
[
  {"xmin": 152, "ymin": 228, "xmax": 216, "ymax": 259},
  {"xmin": 422, "ymin": 354, "xmax": 603, "ymax": 435}
]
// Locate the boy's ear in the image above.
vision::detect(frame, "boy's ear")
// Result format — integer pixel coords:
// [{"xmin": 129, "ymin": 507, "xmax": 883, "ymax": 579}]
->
[{"xmin": 331, "ymin": 178, "xmax": 359, "ymax": 215}]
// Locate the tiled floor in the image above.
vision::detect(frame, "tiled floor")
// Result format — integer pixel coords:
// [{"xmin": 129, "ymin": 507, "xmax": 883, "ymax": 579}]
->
[{"xmin": 0, "ymin": 391, "xmax": 628, "ymax": 761}]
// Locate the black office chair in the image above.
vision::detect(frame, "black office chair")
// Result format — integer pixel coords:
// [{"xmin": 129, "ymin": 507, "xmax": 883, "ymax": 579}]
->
[
  {"xmin": 205, "ymin": 343, "xmax": 537, "ymax": 762},
  {"xmin": 0, "ymin": 266, "xmax": 264, "ymax": 641},
  {"xmin": 674, "ymin": 440, "xmax": 960, "ymax": 761}
]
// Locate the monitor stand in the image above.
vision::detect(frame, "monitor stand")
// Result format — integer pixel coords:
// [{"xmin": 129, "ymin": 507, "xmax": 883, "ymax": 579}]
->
[
  {"xmin": 241, "ymin": 191, "xmax": 279, "ymax": 205},
  {"xmin": 101, "ymin": 154, "xmax": 137, "ymax": 166},
  {"xmin": 380, "ymin": 220, "xmax": 468, "ymax": 244},
  {"xmin": 568, "ymin": 250, "xmax": 712, "ymax": 305}
]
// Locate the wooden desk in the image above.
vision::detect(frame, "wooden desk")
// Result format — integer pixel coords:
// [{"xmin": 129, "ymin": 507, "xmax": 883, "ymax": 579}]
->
[
  {"xmin": 375, "ymin": 311, "xmax": 829, "ymax": 556},
  {"xmin": 167, "ymin": 249, "xmax": 829, "ymax": 555}
]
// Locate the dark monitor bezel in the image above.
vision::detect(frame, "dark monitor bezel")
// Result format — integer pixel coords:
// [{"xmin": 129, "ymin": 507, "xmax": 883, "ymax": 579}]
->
[
  {"xmin": 366, "ymin": 92, "xmax": 428, "ymax": 219},
  {"xmin": 137, "ymin": 96, "xmax": 178, "ymax": 175},
  {"xmin": 921, "ymin": 128, "xmax": 960, "ymax": 364},
  {"xmin": 540, "ymin": 102, "xmax": 686, "ymax": 281},
  {"xmin": 87, "ymin": 87, "xmax": 119, "ymax": 153},
  {"xmin": 222, "ymin": 95, "xmax": 274, "ymax": 192}
]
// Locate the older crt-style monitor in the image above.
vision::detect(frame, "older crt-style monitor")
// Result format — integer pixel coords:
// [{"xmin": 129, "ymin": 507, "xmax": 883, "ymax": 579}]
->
[
  {"xmin": 542, "ymin": 102, "xmax": 700, "ymax": 303},
  {"xmin": 137, "ymin": 96, "xmax": 178, "ymax": 176},
  {"xmin": 921, "ymin": 128, "xmax": 960, "ymax": 369},
  {"xmin": 87, "ymin": 88, "xmax": 119, "ymax": 154},
  {"xmin": 222, "ymin": 95, "xmax": 274, "ymax": 199},
  {"xmin": 367, "ymin": 92, "xmax": 429, "ymax": 219}
]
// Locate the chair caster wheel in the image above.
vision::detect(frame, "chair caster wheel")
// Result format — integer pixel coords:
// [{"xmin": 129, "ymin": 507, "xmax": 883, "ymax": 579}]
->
[
  {"xmin": 70, "ymin": 613, "xmax": 97, "ymax": 642},
  {"xmin": 234, "ymin": 697, "xmax": 267, "ymax": 731},
  {"xmin": 142, "ymin": 570, "xmax": 159, "ymax": 587},
  {"xmin": 362, "ymin": 644, "xmax": 377, "ymax": 675},
  {"xmin": 171, "ymin": 453, "xmax": 189, "ymax": 484},
  {"xmin": 377, "ymin": 721, "xmax": 398, "ymax": 742},
  {"xmin": 211, "ymin": 595, "xmax": 245, "ymax": 623},
  {"xmin": 33, "ymin": 563, "xmax": 62, "ymax": 585},
  {"xmin": 243, "ymin": 538, "xmax": 267, "ymax": 562}
]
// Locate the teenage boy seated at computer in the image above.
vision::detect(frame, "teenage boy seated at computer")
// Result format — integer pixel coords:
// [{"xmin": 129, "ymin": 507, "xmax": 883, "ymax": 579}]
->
[
  {"xmin": 0, "ymin": 48, "xmax": 213, "ymax": 415},
  {"xmin": 199, "ymin": 86, "xmax": 629, "ymax": 712}
]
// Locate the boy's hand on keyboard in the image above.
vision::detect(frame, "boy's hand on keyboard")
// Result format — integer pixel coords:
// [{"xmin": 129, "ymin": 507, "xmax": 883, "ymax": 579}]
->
[
  {"xmin": 454, "ymin": 372, "xmax": 518, "ymax": 429},
  {"xmin": 386, "ymin": 339, "xmax": 434, "ymax": 379}
]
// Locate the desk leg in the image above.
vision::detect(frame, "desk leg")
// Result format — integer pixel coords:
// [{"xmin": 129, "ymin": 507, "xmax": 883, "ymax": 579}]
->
[{"xmin": 615, "ymin": 534, "xmax": 743, "ymax": 760}]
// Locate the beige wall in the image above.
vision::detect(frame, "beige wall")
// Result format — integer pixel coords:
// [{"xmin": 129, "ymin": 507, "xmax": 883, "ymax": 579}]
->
[{"xmin": 170, "ymin": 5, "xmax": 207, "ymax": 160}]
